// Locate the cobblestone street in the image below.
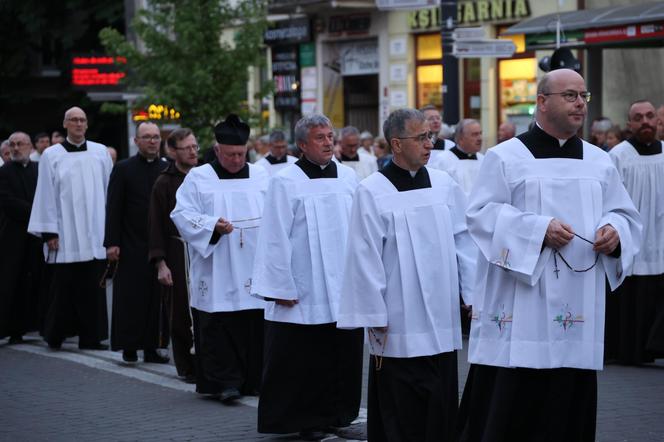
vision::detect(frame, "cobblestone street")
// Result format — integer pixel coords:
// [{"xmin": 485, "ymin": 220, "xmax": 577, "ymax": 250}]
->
[{"xmin": 1, "ymin": 336, "xmax": 663, "ymax": 441}]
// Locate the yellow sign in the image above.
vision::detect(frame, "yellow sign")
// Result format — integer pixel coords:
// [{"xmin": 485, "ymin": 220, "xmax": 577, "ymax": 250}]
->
[
  {"xmin": 409, "ymin": 0, "xmax": 530, "ymax": 30},
  {"xmin": 132, "ymin": 104, "xmax": 182, "ymax": 122}
]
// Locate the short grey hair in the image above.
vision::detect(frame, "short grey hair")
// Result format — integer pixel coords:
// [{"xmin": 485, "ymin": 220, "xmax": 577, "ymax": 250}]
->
[
  {"xmin": 269, "ymin": 130, "xmax": 286, "ymax": 144},
  {"xmin": 339, "ymin": 126, "xmax": 359, "ymax": 140},
  {"xmin": 294, "ymin": 114, "xmax": 332, "ymax": 146},
  {"xmin": 455, "ymin": 119, "xmax": 479, "ymax": 142},
  {"xmin": 383, "ymin": 108, "xmax": 425, "ymax": 142}
]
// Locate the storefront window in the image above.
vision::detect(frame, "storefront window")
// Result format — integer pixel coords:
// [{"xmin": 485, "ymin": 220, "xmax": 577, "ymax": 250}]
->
[
  {"xmin": 498, "ymin": 28, "xmax": 536, "ymax": 132},
  {"xmin": 415, "ymin": 33, "xmax": 443, "ymax": 108}
]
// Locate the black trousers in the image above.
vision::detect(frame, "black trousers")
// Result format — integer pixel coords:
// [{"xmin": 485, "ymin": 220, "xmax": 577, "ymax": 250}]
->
[
  {"xmin": 368, "ymin": 351, "xmax": 458, "ymax": 442},
  {"xmin": 192, "ymin": 308, "xmax": 263, "ymax": 395},
  {"xmin": 43, "ymin": 260, "xmax": 108, "ymax": 346},
  {"xmin": 258, "ymin": 321, "xmax": 364, "ymax": 434}
]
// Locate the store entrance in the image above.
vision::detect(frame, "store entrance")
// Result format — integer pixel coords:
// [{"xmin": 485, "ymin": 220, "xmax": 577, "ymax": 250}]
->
[{"xmin": 343, "ymin": 74, "xmax": 379, "ymax": 136}]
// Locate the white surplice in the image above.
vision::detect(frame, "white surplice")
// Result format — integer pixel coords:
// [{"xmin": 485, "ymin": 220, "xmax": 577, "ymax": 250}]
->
[
  {"xmin": 171, "ymin": 163, "xmax": 267, "ymax": 313},
  {"xmin": 609, "ymin": 140, "xmax": 664, "ymax": 275},
  {"xmin": 429, "ymin": 139, "xmax": 456, "ymax": 165},
  {"xmin": 252, "ymin": 163, "xmax": 359, "ymax": 324},
  {"xmin": 27, "ymin": 142, "xmax": 112, "ymax": 263},
  {"xmin": 466, "ymin": 139, "xmax": 642, "ymax": 370},
  {"xmin": 333, "ymin": 150, "xmax": 378, "ymax": 180},
  {"xmin": 337, "ymin": 168, "xmax": 477, "ymax": 358},
  {"xmin": 429, "ymin": 150, "xmax": 484, "ymax": 195},
  {"xmin": 254, "ymin": 155, "xmax": 297, "ymax": 176}
]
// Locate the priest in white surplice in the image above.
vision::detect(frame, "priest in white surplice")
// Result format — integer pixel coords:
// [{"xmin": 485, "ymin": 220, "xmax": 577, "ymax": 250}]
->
[
  {"xmin": 457, "ymin": 69, "xmax": 642, "ymax": 442},
  {"xmin": 254, "ymin": 129, "xmax": 296, "ymax": 176},
  {"xmin": 334, "ymin": 126, "xmax": 378, "ymax": 180},
  {"xmin": 430, "ymin": 118, "xmax": 484, "ymax": 195},
  {"xmin": 252, "ymin": 114, "xmax": 363, "ymax": 441},
  {"xmin": 421, "ymin": 104, "xmax": 456, "ymax": 164},
  {"xmin": 28, "ymin": 106, "xmax": 112, "ymax": 350},
  {"xmin": 337, "ymin": 108, "xmax": 477, "ymax": 441},
  {"xmin": 171, "ymin": 114, "xmax": 267, "ymax": 404},
  {"xmin": 606, "ymin": 100, "xmax": 664, "ymax": 364}
]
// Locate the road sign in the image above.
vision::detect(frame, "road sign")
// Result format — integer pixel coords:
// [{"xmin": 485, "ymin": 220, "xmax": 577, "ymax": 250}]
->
[
  {"xmin": 375, "ymin": 0, "xmax": 438, "ymax": 11},
  {"xmin": 452, "ymin": 39, "xmax": 516, "ymax": 58},
  {"xmin": 452, "ymin": 27, "xmax": 486, "ymax": 41}
]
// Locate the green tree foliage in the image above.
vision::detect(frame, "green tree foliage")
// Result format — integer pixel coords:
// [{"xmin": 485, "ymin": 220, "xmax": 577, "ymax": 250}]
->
[{"xmin": 100, "ymin": 0, "xmax": 269, "ymax": 146}]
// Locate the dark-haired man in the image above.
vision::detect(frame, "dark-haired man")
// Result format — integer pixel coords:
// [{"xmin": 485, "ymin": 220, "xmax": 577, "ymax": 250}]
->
[{"xmin": 148, "ymin": 128, "xmax": 199, "ymax": 382}]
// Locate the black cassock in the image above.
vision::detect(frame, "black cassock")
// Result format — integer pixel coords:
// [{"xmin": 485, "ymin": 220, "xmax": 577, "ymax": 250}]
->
[
  {"xmin": 105, "ymin": 154, "xmax": 168, "ymax": 351},
  {"xmin": 0, "ymin": 161, "xmax": 43, "ymax": 339}
]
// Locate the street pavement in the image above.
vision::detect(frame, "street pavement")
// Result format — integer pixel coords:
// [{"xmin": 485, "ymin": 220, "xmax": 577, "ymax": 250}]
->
[{"xmin": 1, "ymin": 335, "xmax": 663, "ymax": 442}]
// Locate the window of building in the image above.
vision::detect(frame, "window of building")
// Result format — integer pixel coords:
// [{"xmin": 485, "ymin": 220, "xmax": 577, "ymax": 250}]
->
[{"xmin": 415, "ymin": 33, "xmax": 443, "ymax": 108}]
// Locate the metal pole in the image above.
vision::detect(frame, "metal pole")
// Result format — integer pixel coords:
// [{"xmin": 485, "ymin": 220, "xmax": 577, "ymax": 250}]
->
[{"xmin": 441, "ymin": 0, "xmax": 459, "ymax": 126}]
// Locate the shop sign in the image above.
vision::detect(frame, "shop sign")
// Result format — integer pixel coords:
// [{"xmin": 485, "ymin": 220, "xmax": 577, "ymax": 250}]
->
[
  {"xmin": 524, "ymin": 30, "xmax": 584, "ymax": 49},
  {"xmin": 584, "ymin": 22, "xmax": 664, "ymax": 45},
  {"xmin": 272, "ymin": 46, "xmax": 300, "ymax": 110},
  {"xmin": 409, "ymin": 0, "xmax": 531, "ymax": 31},
  {"xmin": 71, "ymin": 54, "xmax": 126, "ymax": 88},
  {"xmin": 453, "ymin": 39, "xmax": 516, "ymax": 57},
  {"xmin": 299, "ymin": 43, "xmax": 316, "ymax": 68},
  {"xmin": 264, "ymin": 19, "xmax": 311, "ymax": 45},
  {"xmin": 339, "ymin": 41, "xmax": 379, "ymax": 76},
  {"xmin": 328, "ymin": 14, "xmax": 371, "ymax": 35}
]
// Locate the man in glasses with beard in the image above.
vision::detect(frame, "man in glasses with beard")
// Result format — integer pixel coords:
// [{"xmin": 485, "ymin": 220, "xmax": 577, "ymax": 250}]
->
[{"xmin": 606, "ymin": 100, "xmax": 664, "ymax": 365}]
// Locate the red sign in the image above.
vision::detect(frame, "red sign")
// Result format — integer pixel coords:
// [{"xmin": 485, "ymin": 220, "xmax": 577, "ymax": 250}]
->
[
  {"xmin": 71, "ymin": 55, "xmax": 127, "ymax": 87},
  {"xmin": 585, "ymin": 22, "xmax": 664, "ymax": 44}
]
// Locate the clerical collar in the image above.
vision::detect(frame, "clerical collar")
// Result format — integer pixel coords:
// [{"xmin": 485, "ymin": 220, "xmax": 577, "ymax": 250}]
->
[
  {"xmin": 432, "ymin": 138, "xmax": 446, "ymax": 150},
  {"xmin": 265, "ymin": 154, "xmax": 287, "ymax": 165},
  {"xmin": 340, "ymin": 153, "xmax": 359, "ymax": 162},
  {"xmin": 450, "ymin": 146, "xmax": 477, "ymax": 160},
  {"xmin": 138, "ymin": 152, "xmax": 158, "ymax": 163},
  {"xmin": 379, "ymin": 160, "xmax": 431, "ymax": 192},
  {"xmin": 517, "ymin": 124, "xmax": 583, "ymax": 160},
  {"xmin": 210, "ymin": 160, "xmax": 249, "ymax": 179},
  {"xmin": 295, "ymin": 156, "xmax": 337, "ymax": 179},
  {"xmin": 628, "ymin": 137, "xmax": 662, "ymax": 156},
  {"xmin": 62, "ymin": 137, "xmax": 87, "ymax": 152}
]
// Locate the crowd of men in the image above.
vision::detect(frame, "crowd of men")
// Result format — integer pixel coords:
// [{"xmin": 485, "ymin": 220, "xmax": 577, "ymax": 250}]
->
[{"xmin": 1, "ymin": 68, "xmax": 663, "ymax": 441}]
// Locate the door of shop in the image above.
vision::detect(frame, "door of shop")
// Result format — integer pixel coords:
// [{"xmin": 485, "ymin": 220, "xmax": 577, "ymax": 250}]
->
[{"xmin": 343, "ymin": 74, "xmax": 379, "ymax": 136}]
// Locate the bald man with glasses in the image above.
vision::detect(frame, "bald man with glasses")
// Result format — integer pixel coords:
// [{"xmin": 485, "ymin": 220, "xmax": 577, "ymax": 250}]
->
[{"xmin": 28, "ymin": 106, "xmax": 113, "ymax": 351}]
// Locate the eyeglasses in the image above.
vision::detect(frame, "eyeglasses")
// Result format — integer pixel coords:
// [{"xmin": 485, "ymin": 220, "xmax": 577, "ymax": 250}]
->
[
  {"xmin": 139, "ymin": 135, "xmax": 162, "ymax": 142},
  {"xmin": 396, "ymin": 131, "xmax": 435, "ymax": 144},
  {"xmin": 8, "ymin": 141, "xmax": 30, "ymax": 148},
  {"xmin": 541, "ymin": 90, "xmax": 592, "ymax": 103},
  {"xmin": 173, "ymin": 144, "xmax": 199, "ymax": 152},
  {"xmin": 66, "ymin": 117, "xmax": 87, "ymax": 123}
]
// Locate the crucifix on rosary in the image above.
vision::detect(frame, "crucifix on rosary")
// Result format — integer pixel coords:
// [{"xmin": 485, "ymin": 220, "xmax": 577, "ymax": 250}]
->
[
  {"xmin": 229, "ymin": 216, "xmax": 262, "ymax": 248},
  {"xmin": 552, "ymin": 232, "xmax": 600, "ymax": 279}
]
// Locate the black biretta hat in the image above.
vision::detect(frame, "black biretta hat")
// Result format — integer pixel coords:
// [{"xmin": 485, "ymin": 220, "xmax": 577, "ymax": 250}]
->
[{"xmin": 214, "ymin": 114, "xmax": 250, "ymax": 145}]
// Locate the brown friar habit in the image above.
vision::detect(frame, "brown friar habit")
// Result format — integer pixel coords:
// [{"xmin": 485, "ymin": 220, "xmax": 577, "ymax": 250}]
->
[{"xmin": 148, "ymin": 161, "xmax": 195, "ymax": 378}]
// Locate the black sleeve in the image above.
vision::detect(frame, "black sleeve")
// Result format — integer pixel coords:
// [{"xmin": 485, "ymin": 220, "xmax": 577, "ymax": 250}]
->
[
  {"xmin": 0, "ymin": 167, "xmax": 32, "ymax": 224},
  {"xmin": 104, "ymin": 162, "xmax": 126, "ymax": 248}
]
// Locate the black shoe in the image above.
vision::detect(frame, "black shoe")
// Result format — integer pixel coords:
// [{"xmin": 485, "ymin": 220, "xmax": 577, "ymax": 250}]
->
[
  {"xmin": 79, "ymin": 342, "xmax": 109, "ymax": 350},
  {"xmin": 143, "ymin": 350, "xmax": 169, "ymax": 364},
  {"xmin": 122, "ymin": 350, "xmax": 138, "ymax": 363},
  {"xmin": 299, "ymin": 430, "xmax": 328, "ymax": 441},
  {"xmin": 8, "ymin": 336, "xmax": 24, "ymax": 345},
  {"xmin": 219, "ymin": 387, "xmax": 241, "ymax": 404}
]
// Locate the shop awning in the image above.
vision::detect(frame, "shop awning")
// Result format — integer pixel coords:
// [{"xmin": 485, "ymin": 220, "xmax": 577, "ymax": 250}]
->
[{"xmin": 502, "ymin": 1, "xmax": 664, "ymax": 49}]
